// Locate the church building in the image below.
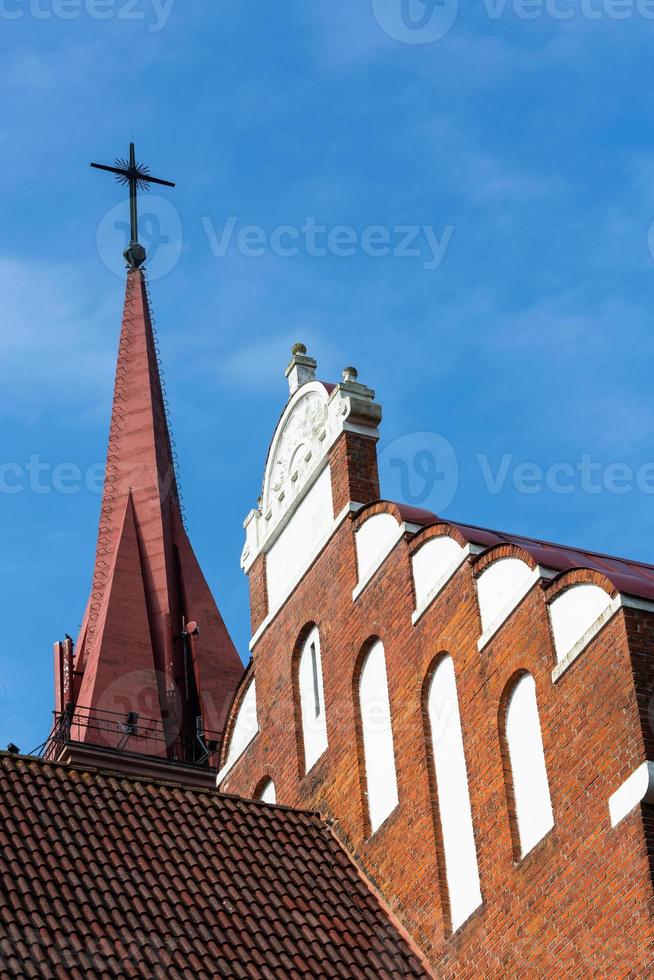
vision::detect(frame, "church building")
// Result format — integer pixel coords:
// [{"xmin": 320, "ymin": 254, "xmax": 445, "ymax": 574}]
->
[
  {"xmin": 218, "ymin": 342, "xmax": 654, "ymax": 974},
  {"xmin": 0, "ymin": 149, "xmax": 652, "ymax": 976}
]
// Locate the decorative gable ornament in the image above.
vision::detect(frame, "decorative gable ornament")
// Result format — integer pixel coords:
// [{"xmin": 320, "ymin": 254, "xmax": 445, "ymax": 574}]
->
[{"xmin": 241, "ymin": 349, "xmax": 381, "ymax": 573}]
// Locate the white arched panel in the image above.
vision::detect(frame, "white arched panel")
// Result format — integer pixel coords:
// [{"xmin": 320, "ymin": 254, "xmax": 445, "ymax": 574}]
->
[
  {"xmin": 549, "ymin": 584, "xmax": 613, "ymax": 663},
  {"xmin": 359, "ymin": 641, "xmax": 399, "ymax": 833},
  {"xmin": 355, "ymin": 514, "xmax": 401, "ymax": 587},
  {"xmin": 428, "ymin": 657, "xmax": 482, "ymax": 931},
  {"xmin": 412, "ymin": 536, "xmax": 466, "ymax": 610},
  {"xmin": 224, "ymin": 679, "xmax": 258, "ymax": 772},
  {"xmin": 506, "ymin": 674, "xmax": 554, "ymax": 857},
  {"xmin": 298, "ymin": 626, "xmax": 328, "ymax": 772},
  {"xmin": 258, "ymin": 779, "xmax": 277, "ymax": 805},
  {"xmin": 477, "ymin": 558, "xmax": 535, "ymax": 635}
]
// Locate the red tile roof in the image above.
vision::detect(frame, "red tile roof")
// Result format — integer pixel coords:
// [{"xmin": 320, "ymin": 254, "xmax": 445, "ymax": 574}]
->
[
  {"xmin": 0, "ymin": 754, "xmax": 428, "ymax": 978},
  {"xmin": 389, "ymin": 498, "xmax": 654, "ymax": 603},
  {"xmin": 447, "ymin": 518, "xmax": 654, "ymax": 601}
]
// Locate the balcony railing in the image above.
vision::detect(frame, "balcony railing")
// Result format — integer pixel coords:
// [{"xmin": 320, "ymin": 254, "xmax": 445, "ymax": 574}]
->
[{"xmin": 40, "ymin": 703, "xmax": 222, "ymax": 769}]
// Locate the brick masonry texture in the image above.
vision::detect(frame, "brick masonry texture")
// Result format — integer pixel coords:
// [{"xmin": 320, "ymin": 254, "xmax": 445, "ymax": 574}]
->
[
  {"xmin": 0, "ymin": 754, "xmax": 429, "ymax": 978},
  {"xmin": 222, "ymin": 432, "xmax": 654, "ymax": 975},
  {"xmin": 329, "ymin": 430, "xmax": 380, "ymax": 517}
]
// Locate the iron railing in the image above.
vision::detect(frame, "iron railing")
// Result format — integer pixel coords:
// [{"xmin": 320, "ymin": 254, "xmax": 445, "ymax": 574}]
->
[{"xmin": 38, "ymin": 704, "xmax": 222, "ymax": 769}]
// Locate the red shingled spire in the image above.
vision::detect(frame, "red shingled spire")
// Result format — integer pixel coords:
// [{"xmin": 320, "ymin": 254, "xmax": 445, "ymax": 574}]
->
[{"xmin": 54, "ymin": 268, "xmax": 243, "ymax": 760}]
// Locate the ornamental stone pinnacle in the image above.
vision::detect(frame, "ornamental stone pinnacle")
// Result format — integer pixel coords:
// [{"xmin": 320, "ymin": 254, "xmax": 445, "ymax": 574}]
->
[{"xmin": 286, "ymin": 342, "xmax": 317, "ymax": 395}]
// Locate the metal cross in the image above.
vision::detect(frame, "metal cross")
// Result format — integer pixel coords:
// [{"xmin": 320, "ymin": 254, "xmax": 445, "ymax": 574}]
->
[{"xmin": 91, "ymin": 142, "xmax": 175, "ymax": 268}]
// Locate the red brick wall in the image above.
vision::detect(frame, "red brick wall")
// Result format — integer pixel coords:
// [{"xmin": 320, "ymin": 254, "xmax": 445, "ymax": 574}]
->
[
  {"xmin": 329, "ymin": 430, "xmax": 380, "ymax": 515},
  {"xmin": 248, "ymin": 553, "xmax": 268, "ymax": 635},
  {"xmin": 223, "ymin": 512, "xmax": 654, "ymax": 973}
]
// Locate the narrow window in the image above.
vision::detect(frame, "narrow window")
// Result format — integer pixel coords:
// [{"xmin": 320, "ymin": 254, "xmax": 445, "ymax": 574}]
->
[
  {"xmin": 505, "ymin": 674, "xmax": 554, "ymax": 857},
  {"xmin": 298, "ymin": 627, "xmax": 328, "ymax": 772},
  {"xmin": 310, "ymin": 642, "xmax": 320, "ymax": 718},
  {"xmin": 428, "ymin": 656, "xmax": 482, "ymax": 931},
  {"xmin": 257, "ymin": 779, "xmax": 276, "ymax": 805},
  {"xmin": 359, "ymin": 640, "xmax": 399, "ymax": 833}
]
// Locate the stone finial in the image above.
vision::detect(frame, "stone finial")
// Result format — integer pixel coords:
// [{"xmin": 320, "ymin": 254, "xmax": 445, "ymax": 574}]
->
[
  {"xmin": 342, "ymin": 366, "xmax": 358, "ymax": 383},
  {"xmin": 285, "ymin": 343, "xmax": 317, "ymax": 396}
]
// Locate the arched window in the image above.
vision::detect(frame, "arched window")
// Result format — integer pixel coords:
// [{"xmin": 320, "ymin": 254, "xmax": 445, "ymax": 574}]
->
[
  {"xmin": 358, "ymin": 640, "xmax": 399, "ymax": 833},
  {"xmin": 257, "ymin": 778, "xmax": 277, "ymax": 805},
  {"xmin": 505, "ymin": 674, "xmax": 554, "ymax": 857},
  {"xmin": 298, "ymin": 626, "xmax": 328, "ymax": 772},
  {"xmin": 428, "ymin": 656, "xmax": 482, "ymax": 931}
]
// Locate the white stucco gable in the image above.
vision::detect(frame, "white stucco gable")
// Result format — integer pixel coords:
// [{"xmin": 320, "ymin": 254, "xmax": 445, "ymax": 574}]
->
[{"xmin": 241, "ymin": 347, "xmax": 381, "ymax": 626}]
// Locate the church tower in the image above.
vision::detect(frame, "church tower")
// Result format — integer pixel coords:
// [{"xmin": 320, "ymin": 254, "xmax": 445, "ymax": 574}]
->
[{"xmin": 51, "ymin": 145, "xmax": 244, "ymax": 770}]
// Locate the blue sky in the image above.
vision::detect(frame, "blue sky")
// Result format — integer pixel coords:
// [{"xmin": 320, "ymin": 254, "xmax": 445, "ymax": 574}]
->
[{"xmin": 2, "ymin": 0, "xmax": 654, "ymax": 750}]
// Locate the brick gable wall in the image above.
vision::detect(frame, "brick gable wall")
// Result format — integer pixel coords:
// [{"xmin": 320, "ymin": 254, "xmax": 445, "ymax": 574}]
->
[{"xmin": 223, "ymin": 428, "xmax": 654, "ymax": 974}]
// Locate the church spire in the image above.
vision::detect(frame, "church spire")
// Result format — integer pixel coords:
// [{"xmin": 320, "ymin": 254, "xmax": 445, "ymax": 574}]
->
[{"xmin": 53, "ymin": 158, "xmax": 243, "ymax": 764}]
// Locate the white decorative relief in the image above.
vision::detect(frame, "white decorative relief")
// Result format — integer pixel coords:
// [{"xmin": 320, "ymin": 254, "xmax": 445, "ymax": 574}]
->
[
  {"xmin": 241, "ymin": 377, "xmax": 381, "ymax": 576},
  {"xmin": 267, "ymin": 390, "xmax": 330, "ymax": 508}
]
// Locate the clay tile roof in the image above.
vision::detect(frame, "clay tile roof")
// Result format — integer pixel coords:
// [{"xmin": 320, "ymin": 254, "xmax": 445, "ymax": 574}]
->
[{"xmin": 0, "ymin": 755, "xmax": 428, "ymax": 978}]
